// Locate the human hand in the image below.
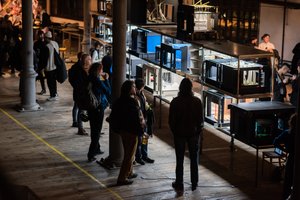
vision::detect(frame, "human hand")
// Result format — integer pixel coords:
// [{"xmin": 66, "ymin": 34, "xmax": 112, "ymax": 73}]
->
[
  {"xmin": 143, "ymin": 132, "xmax": 150, "ymax": 138},
  {"xmin": 100, "ymin": 72, "xmax": 109, "ymax": 80}
]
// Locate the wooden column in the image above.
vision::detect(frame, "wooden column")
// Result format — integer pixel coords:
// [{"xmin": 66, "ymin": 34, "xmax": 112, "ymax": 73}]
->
[
  {"xmin": 19, "ymin": 0, "xmax": 41, "ymax": 112},
  {"xmin": 82, "ymin": 0, "xmax": 91, "ymax": 53},
  {"xmin": 99, "ymin": 0, "xmax": 127, "ymax": 169}
]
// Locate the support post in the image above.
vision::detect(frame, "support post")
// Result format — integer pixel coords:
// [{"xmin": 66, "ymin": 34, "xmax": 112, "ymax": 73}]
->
[
  {"xmin": 82, "ymin": 0, "xmax": 91, "ymax": 53},
  {"xmin": 99, "ymin": 0, "xmax": 127, "ymax": 169},
  {"xmin": 19, "ymin": 0, "xmax": 41, "ymax": 112}
]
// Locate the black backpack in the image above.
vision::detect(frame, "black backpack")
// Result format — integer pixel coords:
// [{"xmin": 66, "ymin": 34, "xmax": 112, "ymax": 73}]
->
[{"xmin": 53, "ymin": 50, "xmax": 67, "ymax": 83}]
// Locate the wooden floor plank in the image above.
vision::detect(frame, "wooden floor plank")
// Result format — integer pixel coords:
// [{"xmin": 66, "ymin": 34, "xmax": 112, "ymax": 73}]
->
[{"xmin": 0, "ymin": 67, "xmax": 284, "ymax": 199}]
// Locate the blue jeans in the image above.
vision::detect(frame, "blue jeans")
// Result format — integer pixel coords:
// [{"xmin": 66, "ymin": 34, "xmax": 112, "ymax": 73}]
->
[
  {"xmin": 72, "ymin": 102, "xmax": 83, "ymax": 129},
  {"xmin": 173, "ymin": 134, "xmax": 200, "ymax": 185},
  {"xmin": 87, "ymin": 108, "xmax": 104, "ymax": 159}
]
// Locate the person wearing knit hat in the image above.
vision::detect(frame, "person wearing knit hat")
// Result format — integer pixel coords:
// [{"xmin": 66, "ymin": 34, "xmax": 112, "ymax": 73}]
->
[
  {"xmin": 42, "ymin": 31, "xmax": 60, "ymax": 101},
  {"xmin": 45, "ymin": 31, "xmax": 52, "ymax": 38}
]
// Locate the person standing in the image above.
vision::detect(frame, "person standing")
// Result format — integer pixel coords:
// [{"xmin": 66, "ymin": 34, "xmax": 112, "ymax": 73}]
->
[
  {"xmin": 34, "ymin": 30, "xmax": 47, "ymax": 95},
  {"xmin": 134, "ymin": 78, "xmax": 155, "ymax": 165},
  {"xmin": 42, "ymin": 31, "xmax": 59, "ymax": 101},
  {"xmin": 257, "ymin": 34, "xmax": 276, "ymax": 101},
  {"xmin": 110, "ymin": 80, "xmax": 144, "ymax": 185},
  {"xmin": 291, "ymin": 43, "xmax": 300, "ymax": 75},
  {"xmin": 169, "ymin": 78, "xmax": 204, "ymax": 191},
  {"xmin": 273, "ymin": 64, "xmax": 290, "ymax": 102},
  {"xmin": 87, "ymin": 63, "xmax": 111, "ymax": 162},
  {"xmin": 91, "ymin": 41, "xmax": 102, "ymax": 64},
  {"xmin": 258, "ymin": 33, "xmax": 275, "ymax": 53},
  {"xmin": 289, "ymin": 60, "xmax": 300, "ymax": 108},
  {"xmin": 273, "ymin": 113, "xmax": 297, "ymax": 200},
  {"xmin": 68, "ymin": 52, "xmax": 90, "ymax": 136}
]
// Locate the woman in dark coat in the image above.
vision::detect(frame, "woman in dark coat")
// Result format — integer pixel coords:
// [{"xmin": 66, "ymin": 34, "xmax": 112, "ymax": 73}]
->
[
  {"xmin": 110, "ymin": 80, "xmax": 144, "ymax": 185},
  {"xmin": 87, "ymin": 63, "xmax": 111, "ymax": 162}
]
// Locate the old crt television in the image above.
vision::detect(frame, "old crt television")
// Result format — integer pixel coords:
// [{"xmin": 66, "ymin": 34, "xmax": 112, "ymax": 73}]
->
[{"xmin": 254, "ymin": 118, "xmax": 276, "ymax": 145}]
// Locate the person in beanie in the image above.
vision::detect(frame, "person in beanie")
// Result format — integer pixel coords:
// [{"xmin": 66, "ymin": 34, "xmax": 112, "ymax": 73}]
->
[{"xmin": 42, "ymin": 31, "xmax": 59, "ymax": 101}]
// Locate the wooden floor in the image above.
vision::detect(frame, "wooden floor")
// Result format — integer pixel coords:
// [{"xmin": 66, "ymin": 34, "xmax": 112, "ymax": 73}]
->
[{"xmin": 0, "ymin": 65, "xmax": 283, "ymax": 200}]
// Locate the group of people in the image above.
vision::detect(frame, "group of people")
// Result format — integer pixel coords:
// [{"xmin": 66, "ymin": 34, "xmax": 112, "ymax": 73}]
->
[
  {"xmin": 67, "ymin": 47, "xmax": 158, "ymax": 186},
  {"xmin": 0, "ymin": 2, "xmax": 51, "ymax": 76},
  {"xmin": 0, "ymin": 14, "xmax": 19, "ymax": 75},
  {"xmin": 249, "ymin": 33, "xmax": 300, "ymax": 107},
  {"xmin": 249, "ymin": 34, "xmax": 299, "ymax": 199},
  {"xmin": 109, "ymin": 77, "xmax": 203, "ymax": 191},
  {"xmin": 68, "ymin": 49, "xmax": 111, "ymax": 161}
]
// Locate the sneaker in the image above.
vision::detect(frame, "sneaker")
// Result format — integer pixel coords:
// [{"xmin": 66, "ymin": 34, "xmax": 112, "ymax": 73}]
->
[
  {"xmin": 117, "ymin": 179, "xmax": 133, "ymax": 186},
  {"xmin": 172, "ymin": 181, "xmax": 184, "ymax": 191},
  {"xmin": 128, "ymin": 173, "xmax": 138, "ymax": 179},
  {"xmin": 142, "ymin": 157, "xmax": 155, "ymax": 163},
  {"xmin": 47, "ymin": 96, "xmax": 58, "ymax": 101},
  {"xmin": 135, "ymin": 159, "xmax": 145, "ymax": 165}
]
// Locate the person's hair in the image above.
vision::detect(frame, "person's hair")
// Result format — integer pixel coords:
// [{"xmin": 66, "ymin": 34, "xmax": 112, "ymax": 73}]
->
[
  {"xmin": 261, "ymin": 33, "xmax": 270, "ymax": 40},
  {"xmin": 178, "ymin": 78, "xmax": 193, "ymax": 96},
  {"xmin": 250, "ymin": 35, "xmax": 257, "ymax": 41},
  {"xmin": 101, "ymin": 54, "xmax": 112, "ymax": 72},
  {"xmin": 94, "ymin": 41, "xmax": 101, "ymax": 48},
  {"xmin": 89, "ymin": 62, "xmax": 102, "ymax": 78},
  {"xmin": 4, "ymin": 15, "xmax": 9, "ymax": 21},
  {"xmin": 77, "ymin": 51, "xmax": 83, "ymax": 61},
  {"xmin": 121, "ymin": 80, "xmax": 134, "ymax": 98},
  {"xmin": 289, "ymin": 113, "xmax": 297, "ymax": 134},
  {"xmin": 135, "ymin": 78, "xmax": 145, "ymax": 90},
  {"xmin": 37, "ymin": 30, "xmax": 44, "ymax": 36},
  {"xmin": 80, "ymin": 53, "xmax": 90, "ymax": 66}
]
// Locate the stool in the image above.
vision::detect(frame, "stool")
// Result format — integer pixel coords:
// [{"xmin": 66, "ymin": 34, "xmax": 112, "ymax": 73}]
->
[
  {"xmin": 59, "ymin": 47, "xmax": 67, "ymax": 59},
  {"xmin": 262, "ymin": 148, "xmax": 287, "ymax": 176}
]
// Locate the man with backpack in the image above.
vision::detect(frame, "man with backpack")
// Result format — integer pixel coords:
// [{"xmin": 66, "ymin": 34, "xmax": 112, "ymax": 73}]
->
[{"xmin": 42, "ymin": 31, "xmax": 59, "ymax": 101}]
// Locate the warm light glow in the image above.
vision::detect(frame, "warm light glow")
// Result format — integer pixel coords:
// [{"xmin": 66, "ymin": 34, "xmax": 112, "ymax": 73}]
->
[{"xmin": 0, "ymin": 0, "xmax": 41, "ymax": 26}]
